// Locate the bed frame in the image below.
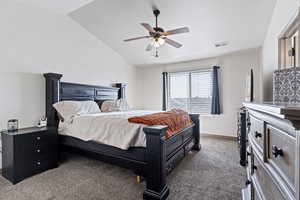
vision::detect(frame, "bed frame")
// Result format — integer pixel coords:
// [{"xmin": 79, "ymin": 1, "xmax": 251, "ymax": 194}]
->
[{"xmin": 44, "ymin": 73, "xmax": 201, "ymax": 200}]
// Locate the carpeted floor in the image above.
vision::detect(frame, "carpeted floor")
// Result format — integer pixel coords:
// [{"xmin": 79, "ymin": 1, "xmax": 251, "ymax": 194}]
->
[{"xmin": 0, "ymin": 136, "xmax": 245, "ymax": 200}]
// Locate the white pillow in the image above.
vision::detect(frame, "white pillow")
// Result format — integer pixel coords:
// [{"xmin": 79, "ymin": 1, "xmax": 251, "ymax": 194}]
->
[
  {"xmin": 101, "ymin": 99, "xmax": 130, "ymax": 112},
  {"xmin": 53, "ymin": 101, "xmax": 101, "ymax": 121}
]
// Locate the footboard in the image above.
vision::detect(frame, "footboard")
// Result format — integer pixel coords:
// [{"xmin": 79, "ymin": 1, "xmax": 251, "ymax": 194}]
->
[{"xmin": 143, "ymin": 114, "xmax": 200, "ymax": 200}]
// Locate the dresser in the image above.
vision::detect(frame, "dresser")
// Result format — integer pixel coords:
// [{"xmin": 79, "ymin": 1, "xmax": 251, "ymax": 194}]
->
[
  {"xmin": 242, "ymin": 102, "xmax": 300, "ymax": 200},
  {"xmin": 1, "ymin": 127, "xmax": 58, "ymax": 184}
]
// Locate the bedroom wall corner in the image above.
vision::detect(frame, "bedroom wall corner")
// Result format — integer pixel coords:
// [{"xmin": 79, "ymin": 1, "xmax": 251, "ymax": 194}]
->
[{"xmin": 0, "ymin": 0, "xmax": 138, "ymax": 130}]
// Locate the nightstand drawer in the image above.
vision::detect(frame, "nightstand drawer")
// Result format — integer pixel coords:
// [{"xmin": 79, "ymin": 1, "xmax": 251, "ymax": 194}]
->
[
  {"xmin": 15, "ymin": 132, "xmax": 57, "ymax": 158},
  {"xmin": 267, "ymin": 125, "xmax": 295, "ymax": 188},
  {"xmin": 15, "ymin": 158, "xmax": 57, "ymax": 181},
  {"xmin": 33, "ymin": 158, "xmax": 57, "ymax": 174},
  {"xmin": 33, "ymin": 132, "xmax": 57, "ymax": 147},
  {"xmin": 33, "ymin": 146, "xmax": 57, "ymax": 158}
]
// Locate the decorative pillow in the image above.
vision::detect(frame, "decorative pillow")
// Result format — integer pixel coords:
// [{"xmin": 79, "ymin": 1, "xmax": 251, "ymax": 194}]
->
[
  {"xmin": 100, "ymin": 100, "xmax": 115, "ymax": 112},
  {"xmin": 101, "ymin": 99, "xmax": 130, "ymax": 112},
  {"xmin": 53, "ymin": 101, "xmax": 101, "ymax": 122}
]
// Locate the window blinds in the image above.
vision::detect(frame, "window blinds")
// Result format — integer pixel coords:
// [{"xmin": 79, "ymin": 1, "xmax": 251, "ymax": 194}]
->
[{"xmin": 167, "ymin": 70, "xmax": 213, "ymax": 114}]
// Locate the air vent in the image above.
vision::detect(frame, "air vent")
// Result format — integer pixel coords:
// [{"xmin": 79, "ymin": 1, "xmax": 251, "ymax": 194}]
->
[{"xmin": 215, "ymin": 42, "xmax": 229, "ymax": 48}]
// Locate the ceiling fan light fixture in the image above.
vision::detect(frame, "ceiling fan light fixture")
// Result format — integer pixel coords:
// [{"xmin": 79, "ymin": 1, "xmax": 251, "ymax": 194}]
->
[
  {"xmin": 124, "ymin": 9, "xmax": 189, "ymax": 54},
  {"xmin": 152, "ymin": 37, "xmax": 165, "ymax": 48}
]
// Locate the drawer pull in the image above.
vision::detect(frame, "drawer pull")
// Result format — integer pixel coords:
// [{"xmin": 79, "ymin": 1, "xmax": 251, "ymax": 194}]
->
[
  {"xmin": 37, "ymin": 149, "xmax": 40, "ymax": 153},
  {"xmin": 37, "ymin": 162, "xmax": 41, "ymax": 166},
  {"xmin": 272, "ymin": 145, "xmax": 284, "ymax": 158},
  {"xmin": 245, "ymin": 180, "xmax": 252, "ymax": 185},
  {"xmin": 36, "ymin": 137, "xmax": 41, "ymax": 140},
  {"xmin": 254, "ymin": 131, "xmax": 262, "ymax": 138}
]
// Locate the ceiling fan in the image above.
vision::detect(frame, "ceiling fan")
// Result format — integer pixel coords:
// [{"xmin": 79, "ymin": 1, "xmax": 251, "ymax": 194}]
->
[{"xmin": 124, "ymin": 9, "xmax": 190, "ymax": 53}]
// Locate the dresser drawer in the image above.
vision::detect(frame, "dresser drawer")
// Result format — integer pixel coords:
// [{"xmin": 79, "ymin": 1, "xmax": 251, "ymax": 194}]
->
[
  {"xmin": 254, "ymin": 189, "xmax": 262, "ymax": 200},
  {"xmin": 249, "ymin": 116, "xmax": 264, "ymax": 152},
  {"xmin": 267, "ymin": 125, "xmax": 296, "ymax": 188},
  {"xmin": 253, "ymin": 151, "xmax": 285, "ymax": 200},
  {"xmin": 242, "ymin": 184, "xmax": 251, "ymax": 200}
]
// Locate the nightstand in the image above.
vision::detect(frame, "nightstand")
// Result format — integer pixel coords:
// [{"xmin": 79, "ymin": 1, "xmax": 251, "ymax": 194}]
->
[{"xmin": 1, "ymin": 127, "xmax": 58, "ymax": 184}]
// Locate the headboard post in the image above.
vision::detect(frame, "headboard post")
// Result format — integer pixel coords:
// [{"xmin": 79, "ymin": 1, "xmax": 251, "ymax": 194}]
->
[
  {"xmin": 44, "ymin": 73, "xmax": 63, "ymax": 127},
  {"xmin": 115, "ymin": 83, "xmax": 127, "ymax": 99}
]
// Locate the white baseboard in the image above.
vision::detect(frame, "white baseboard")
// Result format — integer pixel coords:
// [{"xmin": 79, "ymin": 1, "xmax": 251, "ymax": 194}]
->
[{"xmin": 201, "ymin": 133, "xmax": 237, "ymax": 140}]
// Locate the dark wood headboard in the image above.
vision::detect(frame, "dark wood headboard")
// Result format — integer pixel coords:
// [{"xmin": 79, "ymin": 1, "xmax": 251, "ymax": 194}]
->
[{"xmin": 44, "ymin": 73, "xmax": 124, "ymax": 127}]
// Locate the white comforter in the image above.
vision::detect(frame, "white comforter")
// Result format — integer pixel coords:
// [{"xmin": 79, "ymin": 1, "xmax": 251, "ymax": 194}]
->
[{"xmin": 58, "ymin": 110, "xmax": 158, "ymax": 150}]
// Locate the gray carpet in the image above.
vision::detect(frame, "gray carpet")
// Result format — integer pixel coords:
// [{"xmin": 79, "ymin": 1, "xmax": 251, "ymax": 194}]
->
[{"xmin": 0, "ymin": 136, "xmax": 245, "ymax": 200}]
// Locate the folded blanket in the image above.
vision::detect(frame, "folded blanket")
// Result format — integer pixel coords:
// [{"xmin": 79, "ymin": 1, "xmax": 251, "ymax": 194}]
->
[{"xmin": 128, "ymin": 109, "xmax": 193, "ymax": 138}]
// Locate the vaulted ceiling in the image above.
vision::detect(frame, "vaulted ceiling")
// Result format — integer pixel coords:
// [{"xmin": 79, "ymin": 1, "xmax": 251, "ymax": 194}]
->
[
  {"xmin": 20, "ymin": 0, "xmax": 94, "ymax": 14},
  {"xmin": 25, "ymin": 0, "xmax": 277, "ymax": 66}
]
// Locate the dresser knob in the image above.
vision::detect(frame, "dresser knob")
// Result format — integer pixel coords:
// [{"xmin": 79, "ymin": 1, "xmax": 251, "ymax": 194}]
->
[
  {"xmin": 37, "ymin": 162, "xmax": 41, "ymax": 166},
  {"xmin": 245, "ymin": 180, "xmax": 252, "ymax": 185},
  {"xmin": 272, "ymin": 145, "xmax": 284, "ymax": 158},
  {"xmin": 37, "ymin": 136, "xmax": 41, "ymax": 140},
  {"xmin": 254, "ymin": 131, "xmax": 262, "ymax": 138},
  {"xmin": 37, "ymin": 149, "xmax": 40, "ymax": 153}
]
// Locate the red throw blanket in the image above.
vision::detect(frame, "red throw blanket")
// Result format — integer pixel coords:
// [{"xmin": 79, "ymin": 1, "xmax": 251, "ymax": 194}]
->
[{"xmin": 128, "ymin": 109, "xmax": 193, "ymax": 138}]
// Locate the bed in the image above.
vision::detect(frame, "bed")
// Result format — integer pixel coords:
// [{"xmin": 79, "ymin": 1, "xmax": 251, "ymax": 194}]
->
[{"xmin": 44, "ymin": 73, "xmax": 201, "ymax": 200}]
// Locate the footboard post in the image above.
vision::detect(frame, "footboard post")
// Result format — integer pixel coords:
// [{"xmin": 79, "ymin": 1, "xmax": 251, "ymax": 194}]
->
[
  {"xmin": 143, "ymin": 125, "xmax": 169, "ymax": 200},
  {"xmin": 190, "ymin": 114, "xmax": 201, "ymax": 151}
]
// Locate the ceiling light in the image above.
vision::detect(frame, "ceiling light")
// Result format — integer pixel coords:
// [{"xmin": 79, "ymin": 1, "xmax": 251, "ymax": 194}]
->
[{"xmin": 152, "ymin": 37, "xmax": 165, "ymax": 48}]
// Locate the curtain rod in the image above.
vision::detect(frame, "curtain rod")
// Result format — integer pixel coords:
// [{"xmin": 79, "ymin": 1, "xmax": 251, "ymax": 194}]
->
[{"xmin": 166, "ymin": 66, "xmax": 215, "ymax": 74}]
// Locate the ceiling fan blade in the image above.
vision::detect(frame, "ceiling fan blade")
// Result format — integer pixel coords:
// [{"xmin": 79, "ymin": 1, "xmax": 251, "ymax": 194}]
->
[
  {"xmin": 141, "ymin": 23, "xmax": 155, "ymax": 33},
  {"xmin": 146, "ymin": 44, "xmax": 153, "ymax": 51},
  {"xmin": 124, "ymin": 36, "xmax": 151, "ymax": 42},
  {"xmin": 164, "ymin": 27, "xmax": 189, "ymax": 36},
  {"xmin": 165, "ymin": 38, "xmax": 183, "ymax": 48}
]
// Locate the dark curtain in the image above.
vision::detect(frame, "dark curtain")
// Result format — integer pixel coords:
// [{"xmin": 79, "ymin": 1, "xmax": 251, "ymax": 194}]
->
[
  {"xmin": 162, "ymin": 72, "xmax": 168, "ymax": 111},
  {"xmin": 211, "ymin": 66, "xmax": 221, "ymax": 114}
]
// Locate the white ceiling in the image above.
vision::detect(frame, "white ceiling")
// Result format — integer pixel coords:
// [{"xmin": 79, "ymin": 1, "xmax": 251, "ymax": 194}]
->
[
  {"xmin": 23, "ymin": 0, "xmax": 276, "ymax": 66},
  {"xmin": 19, "ymin": 0, "xmax": 94, "ymax": 14}
]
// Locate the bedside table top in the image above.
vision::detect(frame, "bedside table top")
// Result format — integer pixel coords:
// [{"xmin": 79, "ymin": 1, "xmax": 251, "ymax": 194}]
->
[{"xmin": 1, "ymin": 126, "xmax": 57, "ymax": 136}]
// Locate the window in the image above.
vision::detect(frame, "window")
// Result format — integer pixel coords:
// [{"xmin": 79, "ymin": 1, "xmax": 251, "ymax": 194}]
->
[{"xmin": 167, "ymin": 70, "xmax": 213, "ymax": 114}]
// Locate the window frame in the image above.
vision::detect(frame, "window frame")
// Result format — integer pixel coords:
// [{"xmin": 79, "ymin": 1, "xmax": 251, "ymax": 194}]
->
[
  {"xmin": 278, "ymin": 8, "xmax": 300, "ymax": 69},
  {"xmin": 166, "ymin": 69, "xmax": 213, "ymax": 114}
]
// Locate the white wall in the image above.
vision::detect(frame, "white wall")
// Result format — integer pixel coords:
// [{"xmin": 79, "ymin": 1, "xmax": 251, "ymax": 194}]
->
[
  {"xmin": 262, "ymin": 0, "xmax": 300, "ymax": 101},
  {"xmin": 0, "ymin": 1, "xmax": 137, "ymax": 130},
  {"xmin": 136, "ymin": 48, "xmax": 262, "ymax": 137}
]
